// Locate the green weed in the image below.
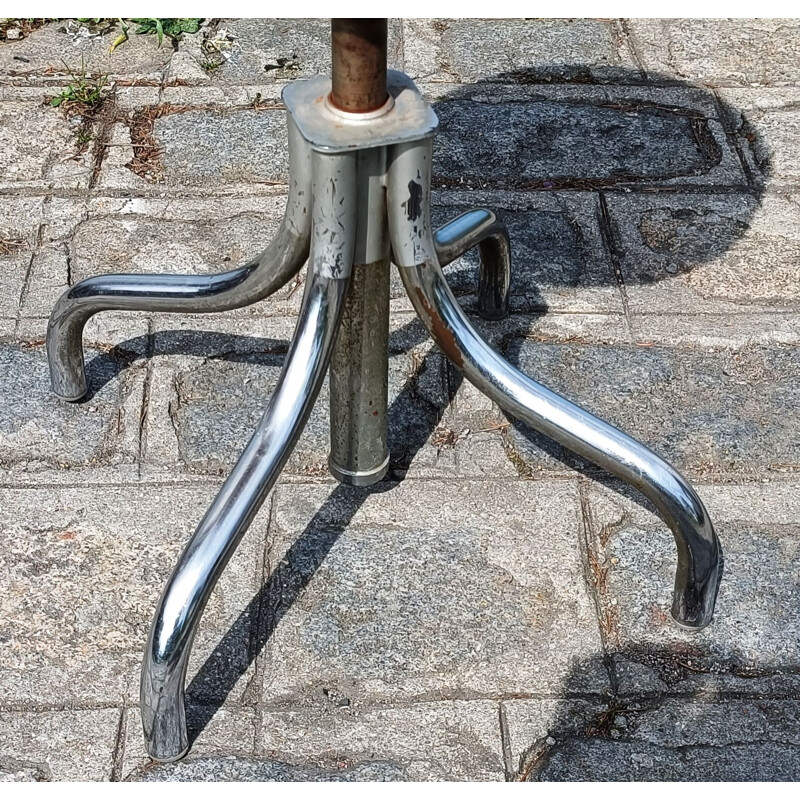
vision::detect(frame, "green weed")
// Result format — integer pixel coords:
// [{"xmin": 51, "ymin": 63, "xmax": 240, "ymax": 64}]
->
[
  {"xmin": 105, "ymin": 17, "xmax": 203, "ymax": 53},
  {"xmin": 75, "ymin": 128, "xmax": 94, "ymax": 146},
  {"xmin": 130, "ymin": 18, "xmax": 203, "ymax": 46},
  {"xmin": 49, "ymin": 60, "xmax": 109, "ymax": 108}
]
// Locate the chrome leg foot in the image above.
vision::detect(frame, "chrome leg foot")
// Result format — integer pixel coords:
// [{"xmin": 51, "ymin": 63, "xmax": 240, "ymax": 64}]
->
[
  {"xmin": 433, "ymin": 209, "xmax": 511, "ymax": 320},
  {"xmin": 46, "ymin": 117, "xmax": 312, "ymax": 402},
  {"xmin": 387, "ymin": 138, "xmax": 722, "ymax": 630},
  {"xmin": 140, "ymin": 151, "xmax": 357, "ymax": 762}
]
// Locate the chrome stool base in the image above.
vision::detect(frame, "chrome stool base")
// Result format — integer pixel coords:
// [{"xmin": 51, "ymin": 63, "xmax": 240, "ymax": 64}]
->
[{"xmin": 46, "ymin": 70, "xmax": 722, "ymax": 763}]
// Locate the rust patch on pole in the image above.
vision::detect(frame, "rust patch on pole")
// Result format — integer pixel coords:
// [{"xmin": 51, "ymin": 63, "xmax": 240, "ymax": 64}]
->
[{"xmin": 330, "ymin": 18, "xmax": 388, "ymax": 113}]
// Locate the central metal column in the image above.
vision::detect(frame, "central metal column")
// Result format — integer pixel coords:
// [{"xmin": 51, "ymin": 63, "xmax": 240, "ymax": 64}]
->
[
  {"xmin": 328, "ymin": 147, "xmax": 391, "ymax": 485},
  {"xmin": 328, "ymin": 259, "xmax": 390, "ymax": 485},
  {"xmin": 327, "ymin": 21, "xmax": 392, "ymax": 486}
]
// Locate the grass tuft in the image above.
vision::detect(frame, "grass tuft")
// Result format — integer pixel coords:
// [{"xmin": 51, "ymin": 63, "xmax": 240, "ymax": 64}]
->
[{"xmin": 49, "ymin": 59, "xmax": 109, "ymax": 109}]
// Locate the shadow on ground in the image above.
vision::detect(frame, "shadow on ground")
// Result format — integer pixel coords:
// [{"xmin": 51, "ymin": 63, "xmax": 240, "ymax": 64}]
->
[{"xmin": 509, "ymin": 645, "xmax": 800, "ymax": 781}]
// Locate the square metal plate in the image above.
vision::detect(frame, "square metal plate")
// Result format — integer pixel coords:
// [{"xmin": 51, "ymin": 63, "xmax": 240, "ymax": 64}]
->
[{"xmin": 282, "ymin": 70, "xmax": 439, "ymax": 153}]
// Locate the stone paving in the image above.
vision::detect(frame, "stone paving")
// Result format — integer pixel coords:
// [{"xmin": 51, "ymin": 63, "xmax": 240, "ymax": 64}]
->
[{"xmin": 0, "ymin": 17, "xmax": 799, "ymax": 782}]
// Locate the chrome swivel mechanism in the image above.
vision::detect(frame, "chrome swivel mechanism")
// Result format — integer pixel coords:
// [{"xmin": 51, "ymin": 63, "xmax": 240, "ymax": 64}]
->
[{"xmin": 46, "ymin": 19, "xmax": 722, "ymax": 763}]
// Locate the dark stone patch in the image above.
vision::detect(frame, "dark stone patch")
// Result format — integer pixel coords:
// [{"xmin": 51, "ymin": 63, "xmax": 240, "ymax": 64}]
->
[
  {"xmin": 638, "ymin": 208, "xmax": 747, "ymax": 261},
  {"xmin": 431, "ymin": 202, "xmax": 614, "ymax": 313},
  {"xmin": 534, "ymin": 739, "xmax": 800, "ymax": 781},
  {"xmin": 433, "ymin": 99, "xmax": 722, "ymax": 190},
  {"xmin": 604, "ymin": 193, "xmax": 800, "ymax": 309},
  {"xmin": 614, "ymin": 200, "xmax": 755, "ymax": 282}
]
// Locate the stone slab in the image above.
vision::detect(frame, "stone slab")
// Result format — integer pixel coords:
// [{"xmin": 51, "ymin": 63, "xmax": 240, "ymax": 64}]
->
[
  {"xmin": 16, "ymin": 196, "xmax": 87, "ymax": 319},
  {"xmin": 0, "ymin": 85, "xmax": 52, "ymax": 102},
  {"xmin": 485, "ymin": 311, "xmax": 630, "ymax": 346},
  {"xmin": 0, "ymin": 264, "xmax": 25, "ymax": 322},
  {"xmin": 625, "ymin": 697, "xmax": 800, "ymax": 747},
  {"xmin": 0, "ymin": 709, "xmax": 120, "ymax": 781},
  {"xmin": 525, "ymin": 697, "xmax": 800, "ymax": 780},
  {"xmin": 85, "ymin": 194, "xmax": 287, "ymax": 222},
  {"xmin": 158, "ymin": 84, "xmax": 284, "ymax": 109},
  {"xmin": 180, "ymin": 19, "xmax": 403, "ymax": 86},
  {"xmin": 631, "ymin": 313, "xmax": 800, "ymax": 348},
  {"xmin": 150, "ymin": 313, "xmax": 298, "ymax": 353},
  {"xmin": 701, "ymin": 481, "xmax": 800, "ymax": 526},
  {"xmin": 130, "ymin": 756, "xmax": 409, "ymax": 782},
  {"xmin": 254, "ymin": 701, "xmax": 505, "ymax": 781},
  {"xmin": 190, "ymin": 19, "xmax": 333, "ymax": 86},
  {"xmin": 0, "ymin": 21, "xmax": 172, "ymax": 84},
  {"xmin": 584, "ymin": 482, "xmax": 800, "ymax": 695},
  {"xmin": 65, "ymin": 195, "xmax": 308, "ymax": 319},
  {"xmin": 142, "ymin": 327, "xmax": 453, "ymax": 479},
  {"xmin": 135, "ymin": 82, "xmax": 746, "ymax": 193},
  {"xmin": 502, "ymin": 339, "xmax": 800, "ymax": 479},
  {"xmin": 436, "ymin": 309, "xmax": 629, "ymax": 482},
  {"xmin": 537, "ymin": 737, "xmax": 800, "ymax": 780},
  {"xmin": 0, "ymin": 485, "xmax": 265, "ymax": 705},
  {"xmin": 628, "ymin": 19, "xmax": 800, "ymax": 87},
  {"xmin": 94, "ymin": 121, "xmax": 152, "ymax": 192},
  {"xmin": 37, "ymin": 195, "xmax": 89, "ymax": 241},
  {"xmin": 404, "ymin": 18, "xmax": 637, "ymax": 85},
  {"xmin": 69, "ymin": 195, "xmax": 288, "ymax": 300},
  {"xmin": 718, "ymin": 88, "xmax": 800, "ymax": 188},
  {"xmin": 13, "ymin": 313, "xmax": 150, "ymax": 367},
  {"xmin": 506, "ymin": 696, "xmax": 800, "ymax": 780},
  {"xmin": 155, "ymin": 108, "xmax": 289, "ymax": 188},
  {"xmin": 0, "ymin": 101, "xmax": 91, "ymax": 190},
  {"xmin": 607, "ymin": 192, "xmax": 800, "ymax": 314},
  {"xmin": 139, "ymin": 309, "xmax": 625, "ymax": 485},
  {"xmin": 18, "ymin": 246, "xmax": 67, "ymax": 320},
  {"xmin": 113, "ymin": 85, "xmax": 162, "ymax": 111},
  {"xmin": 0, "ymin": 196, "xmax": 44, "ymax": 318},
  {"xmin": 260, "ymin": 479, "xmax": 607, "ymax": 703},
  {"xmin": 0, "ymin": 342, "xmax": 143, "ymax": 473}
]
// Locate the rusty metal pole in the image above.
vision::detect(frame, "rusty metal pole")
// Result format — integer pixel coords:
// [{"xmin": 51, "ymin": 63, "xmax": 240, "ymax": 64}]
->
[{"xmin": 330, "ymin": 18, "xmax": 388, "ymax": 113}]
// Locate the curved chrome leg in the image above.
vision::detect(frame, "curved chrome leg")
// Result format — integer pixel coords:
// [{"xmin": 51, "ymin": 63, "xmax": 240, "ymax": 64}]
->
[
  {"xmin": 47, "ymin": 115, "xmax": 313, "ymax": 402},
  {"xmin": 140, "ymin": 150, "xmax": 357, "ymax": 762},
  {"xmin": 433, "ymin": 209, "xmax": 511, "ymax": 320},
  {"xmin": 387, "ymin": 138, "xmax": 722, "ymax": 630}
]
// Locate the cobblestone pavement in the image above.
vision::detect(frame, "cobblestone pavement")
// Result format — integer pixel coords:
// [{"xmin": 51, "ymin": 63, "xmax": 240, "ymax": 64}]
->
[{"xmin": 1, "ymin": 18, "xmax": 799, "ymax": 782}]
